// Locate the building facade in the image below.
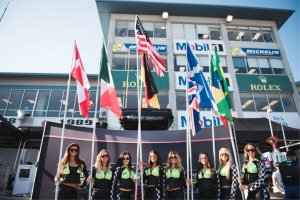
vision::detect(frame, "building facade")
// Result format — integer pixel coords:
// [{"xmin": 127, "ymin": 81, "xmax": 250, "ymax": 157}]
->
[{"xmin": 0, "ymin": 1, "xmax": 300, "ymax": 132}]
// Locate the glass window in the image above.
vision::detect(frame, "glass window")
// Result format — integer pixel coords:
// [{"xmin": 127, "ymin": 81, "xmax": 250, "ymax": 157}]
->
[
  {"xmin": 238, "ymin": 27, "xmax": 252, "ymax": 42},
  {"xmin": 233, "ymin": 57, "xmax": 247, "ymax": 73},
  {"xmin": 6, "ymin": 90, "xmax": 24, "ymax": 116},
  {"xmin": 47, "ymin": 90, "xmax": 63, "ymax": 117},
  {"xmin": 185, "ymin": 24, "xmax": 196, "ymax": 39},
  {"xmin": 240, "ymin": 92, "xmax": 255, "ymax": 111},
  {"xmin": 174, "ymin": 55, "xmax": 186, "ymax": 72},
  {"xmin": 261, "ymin": 27, "xmax": 274, "ymax": 42},
  {"xmin": 34, "ymin": 90, "xmax": 50, "ymax": 117},
  {"xmin": 219, "ymin": 57, "xmax": 228, "ymax": 73},
  {"xmin": 176, "ymin": 92, "xmax": 186, "ymax": 110},
  {"xmin": 267, "ymin": 93, "xmax": 283, "ymax": 112},
  {"xmin": 209, "ymin": 25, "xmax": 221, "ymax": 40},
  {"xmin": 196, "ymin": 25, "xmax": 209, "ymax": 39},
  {"xmin": 0, "ymin": 89, "xmax": 11, "ymax": 115},
  {"xmin": 258, "ymin": 58, "xmax": 272, "ymax": 74},
  {"xmin": 253, "ymin": 93, "xmax": 268, "ymax": 111},
  {"xmin": 154, "ymin": 23, "xmax": 166, "ymax": 38},
  {"xmin": 115, "ymin": 21, "xmax": 128, "ymax": 37},
  {"xmin": 227, "ymin": 29, "xmax": 239, "ymax": 41},
  {"xmin": 127, "ymin": 22, "xmax": 135, "ymax": 37},
  {"xmin": 280, "ymin": 93, "xmax": 296, "ymax": 112},
  {"xmin": 199, "ymin": 56, "xmax": 209, "ymax": 72},
  {"xmin": 60, "ymin": 91, "xmax": 76, "ymax": 117},
  {"xmin": 270, "ymin": 59, "xmax": 284, "ymax": 74},
  {"xmin": 143, "ymin": 22, "xmax": 154, "ymax": 37},
  {"xmin": 172, "ymin": 24, "xmax": 184, "ymax": 39},
  {"xmin": 247, "ymin": 58, "xmax": 259, "ymax": 74},
  {"xmin": 20, "ymin": 90, "xmax": 37, "ymax": 116}
]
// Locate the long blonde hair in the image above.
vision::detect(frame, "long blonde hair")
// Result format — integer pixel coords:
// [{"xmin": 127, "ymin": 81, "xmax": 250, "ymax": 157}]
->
[
  {"xmin": 218, "ymin": 147, "xmax": 233, "ymax": 180},
  {"xmin": 165, "ymin": 151, "xmax": 183, "ymax": 170},
  {"xmin": 94, "ymin": 149, "xmax": 110, "ymax": 171}
]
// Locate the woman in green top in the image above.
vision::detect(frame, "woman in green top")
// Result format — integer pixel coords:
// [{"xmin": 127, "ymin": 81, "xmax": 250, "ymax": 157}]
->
[
  {"xmin": 88, "ymin": 149, "xmax": 114, "ymax": 199},
  {"xmin": 194, "ymin": 152, "xmax": 215, "ymax": 199},
  {"xmin": 143, "ymin": 150, "xmax": 164, "ymax": 199},
  {"xmin": 239, "ymin": 143, "xmax": 270, "ymax": 199},
  {"xmin": 55, "ymin": 143, "xmax": 89, "ymax": 200},
  {"xmin": 165, "ymin": 151, "xmax": 186, "ymax": 199},
  {"xmin": 112, "ymin": 151, "xmax": 135, "ymax": 199}
]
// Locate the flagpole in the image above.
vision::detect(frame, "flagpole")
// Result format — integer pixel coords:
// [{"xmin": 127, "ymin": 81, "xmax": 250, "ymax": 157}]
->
[
  {"xmin": 280, "ymin": 118, "xmax": 289, "ymax": 151},
  {"xmin": 134, "ymin": 15, "xmax": 144, "ymax": 200},
  {"xmin": 185, "ymin": 41, "xmax": 191, "ymax": 200},
  {"xmin": 125, "ymin": 49, "xmax": 130, "ymax": 108},
  {"xmin": 87, "ymin": 39, "xmax": 104, "ymax": 200},
  {"xmin": 54, "ymin": 41, "xmax": 75, "ymax": 200},
  {"xmin": 208, "ymin": 48, "xmax": 217, "ymax": 168}
]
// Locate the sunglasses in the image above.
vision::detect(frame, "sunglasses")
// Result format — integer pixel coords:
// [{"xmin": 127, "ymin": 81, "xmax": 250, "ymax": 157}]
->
[
  {"xmin": 101, "ymin": 154, "xmax": 109, "ymax": 158},
  {"xmin": 69, "ymin": 148, "xmax": 79, "ymax": 152},
  {"xmin": 122, "ymin": 157, "xmax": 130, "ymax": 161},
  {"xmin": 247, "ymin": 149, "xmax": 255, "ymax": 152},
  {"xmin": 169, "ymin": 156, "xmax": 177, "ymax": 160},
  {"xmin": 221, "ymin": 153, "xmax": 228, "ymax": 156}
]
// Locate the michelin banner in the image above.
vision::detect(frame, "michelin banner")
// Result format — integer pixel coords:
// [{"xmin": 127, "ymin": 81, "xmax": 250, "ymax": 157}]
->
[{"xmin": 32, "ymin": 122, "xmax": 232, "ymax": 199}]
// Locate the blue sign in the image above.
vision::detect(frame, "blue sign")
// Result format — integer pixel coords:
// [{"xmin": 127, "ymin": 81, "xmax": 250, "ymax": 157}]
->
[
  {"xmin": 231, "ymin": 47, "xmax": 281, "ymax": 57},
  {"xmin": 112, "ymin": 43, "xmax": 167, "ymax": 53}
]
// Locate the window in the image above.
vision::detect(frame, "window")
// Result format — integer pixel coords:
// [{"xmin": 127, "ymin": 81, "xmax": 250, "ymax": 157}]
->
[
  {"xmin": 172, "ymin": 24, "xmax": 184, "ymax": 39},
  {"xmin": 0, "ymin": 89, "xmax": 11, "ymax": 115},
  {"xmin": 233, "ymin": 57, "xmax": 247, "ymax": 73},
  {"xmin": 34, "ymin": 90, "xmax": 50, "ymax": 117},
  {"xmin": 270, "ymin": 59, "xmax": 284, "ymax": 74},
  {"xmin": 258, "ymin": 58, "xmax": 272, "ymax": 74},
  {"xmin": 20, "ymin": 90, "xmax": 37, "ymax": 116},
  {"xmin": 6, "ymin": 90, "xmax": 24, "ymax": 116},
  {"xmin": 185, "ymin": 24, "xmax": 196, "ymax": 39},
  {"xmin": 116, "ymin": 20, "xmax": 166, "ymax": 38},
  {"xmin": 227, "ymin": 26, "xmax": 274, "ymax": 43},
  {"xmin": 196, "ymin": 25, "xmax": 209, "ymax": 39},
  {"xmin": 267, "ymin": 93, "xmax": 283, "ymax": 112},
  {"xmin": 240, "ymin": 93, "xmax": 255, "ymax": 111},
  {"xmin": 176, "ymin": 92, "xmax": 186, "ymax": 110},
  {"xmin": 209, "ymin": 25, "xmax": 221, "ymax": 40},
  {"xmin": 60, "ymin": 91, "xmax": 76, "ymax": 117},
  {"xmin": 253, "ymin": 93, "xmax": 268, "ymax": 111},
  {"xmin": 47, "ymin": 90, "xmax": 64, "ymax": 117},
  {"xmin": 280, "ymin": 93, "xmax": 296, "ymax": 112},
  {"xmin": 247, "ymin": 58, "xmax": 259, "ymax": 74}
]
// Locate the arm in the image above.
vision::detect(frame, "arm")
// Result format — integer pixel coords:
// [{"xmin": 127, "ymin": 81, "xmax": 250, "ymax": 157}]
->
[
  {"xmin": 230, "ymin": 165, "xmax": 238, "ymax": 199},
  {"xmin": 159, "ymin": 167, "xmax": 164, "ymax": 200},
  {"xmin": 81, "ymin": 163, "xmax": 89, "ymax": 188},
  {"xmin": 248, "ymin": 160, "xmax": 265, "ymax": 191}
]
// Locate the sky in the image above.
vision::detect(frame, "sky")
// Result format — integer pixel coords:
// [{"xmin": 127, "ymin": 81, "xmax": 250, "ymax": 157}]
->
[{"xmin": 0, "ymin": 0, "xmax": 299, "ymax": 81}]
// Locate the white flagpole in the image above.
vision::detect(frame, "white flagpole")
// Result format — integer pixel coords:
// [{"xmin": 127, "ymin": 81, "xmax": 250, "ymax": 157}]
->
[
  {"xmin": 87, "ymin": 39, "xmax": 104, "ymax": 200},
  {"xmin": 125, "ymin": 49, "xmax": 130, "ymax": 108},
  {"xmin": 185, "ymin": 41, "xmax": 190, "ymax": 200},
  {"xmin": 135, "ymin": 15, "xmax": 144, "ymax": 200},
  {"xmin": 209, "ymin": 49, "xmax": 216, "ymax": 168},
  {"xmin": 54, "ymin": 42, "xmax": 75, "ymax": 200},
  {"xmin": 280, "ymin": 118, "xmax": 289, "ymax": 151},
  {"xmin": 267, "ymin": 106, "xmax": 274, "ymax": 137}
]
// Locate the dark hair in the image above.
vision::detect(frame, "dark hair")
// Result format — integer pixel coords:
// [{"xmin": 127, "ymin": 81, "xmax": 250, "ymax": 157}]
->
[
  {"xmin": 60, "ymin": 143, "xmax": 85, "ymax": 174},
  {"xmin": 145, "ymin": 150, "xmax": 162, "ymax": 169},
  {"xmin": 286, "ymin": 150, "xmax": 296, "ymax": 157},
  {"xmin": 116, "ymin": 151, "xmax": 133, "ymax": 169}
]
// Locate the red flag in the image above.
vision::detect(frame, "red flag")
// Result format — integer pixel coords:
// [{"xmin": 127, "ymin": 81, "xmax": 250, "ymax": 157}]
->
[
  {"xmin": 135, "ymin": 15, "xmax": 166, "ymax": 77},
  {"xmin": 71, "ymin": 42, "xmax": 91, "ymax": 119}
]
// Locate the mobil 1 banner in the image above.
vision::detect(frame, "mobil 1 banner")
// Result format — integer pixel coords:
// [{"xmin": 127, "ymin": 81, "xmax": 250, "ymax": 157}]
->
[{"xmin": 32, "ymin": 122, "xmax": 232, "ymax": 199}]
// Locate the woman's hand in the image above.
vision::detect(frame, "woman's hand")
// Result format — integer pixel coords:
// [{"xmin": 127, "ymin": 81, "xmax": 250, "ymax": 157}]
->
[
  {"xmin": 87, "ymin": 177, "xmax": 94, "ymax": 184},
  {"xmin": 186, "ymin": 179, "xmax": 192, "ymax": 186},
  {"xmin": 238, "ymin": 177, "xmax": 243, "ymax": 184},
  {"xmin": 54, "ymin": 176, "xmax": 60, "ymax": 184},
  {"xmin": 239, "ymin": 184, "xmax": 248, "ymax": 191}
]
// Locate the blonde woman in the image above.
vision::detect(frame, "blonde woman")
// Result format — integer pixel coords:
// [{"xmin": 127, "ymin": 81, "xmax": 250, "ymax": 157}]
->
[
  {"xmin": 194, "ymin": 152, "xmax": 215, "ymax": 199},
  {"xmin": 165, "ymin": 151, "xmax": 186, "ymax": 199},
  {"xmin": 239, "ymin": 143, "xmax": 270, "ymax": 199},
  {"xmin": 217, "ymin": 147, "xmax": 238, "ymax": 200},
  {"xmin": 54, "ymin": 143, "xmax": 89, "ymax": 200},
  {"xmin": 89, "ymin": 149, "xmax": 114, "ymax": 199}
]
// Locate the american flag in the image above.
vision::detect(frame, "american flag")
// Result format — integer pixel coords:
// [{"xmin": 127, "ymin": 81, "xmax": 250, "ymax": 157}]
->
[{"xmin": 135, "ymin": 15, "xmax": 166, "ymax": 77}]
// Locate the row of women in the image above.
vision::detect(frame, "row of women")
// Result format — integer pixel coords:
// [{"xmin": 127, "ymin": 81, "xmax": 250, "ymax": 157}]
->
[{"xmin": 54, "ymin": 143, "xmax": 270, "ymax": 199}]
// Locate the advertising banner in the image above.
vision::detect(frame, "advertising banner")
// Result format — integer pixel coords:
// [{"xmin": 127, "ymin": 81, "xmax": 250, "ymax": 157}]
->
[
  {"xmin": 173, "ymin": 40, "xmax": 226, "ymax": 55},
  {"xmin": 231, "ymin": 47, "xmax": 281, "ymax": 57},
  {"xmin": 112, "ymin": 43, "xmax": 167, "ymax": 53},
  {"xmin": 32, "ymin": 122, "xmax": 232, "ymax": 199}
]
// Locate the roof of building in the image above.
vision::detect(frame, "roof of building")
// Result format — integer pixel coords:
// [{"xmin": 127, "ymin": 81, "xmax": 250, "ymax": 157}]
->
[{"xmin": 96, "ymin": 0, "xmax": 294, "ymax": 29}]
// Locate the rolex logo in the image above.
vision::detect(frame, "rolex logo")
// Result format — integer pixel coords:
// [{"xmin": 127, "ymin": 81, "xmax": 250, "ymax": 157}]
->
[{"xmin": 258, "ymin": 76, "xmax": 267, "ymax": 83}]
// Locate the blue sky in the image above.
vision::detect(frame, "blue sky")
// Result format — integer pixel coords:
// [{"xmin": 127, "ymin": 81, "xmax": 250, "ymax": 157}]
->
[{"xmin": 0, "ymin": 0, "xmax": 299, "ymax": 81}]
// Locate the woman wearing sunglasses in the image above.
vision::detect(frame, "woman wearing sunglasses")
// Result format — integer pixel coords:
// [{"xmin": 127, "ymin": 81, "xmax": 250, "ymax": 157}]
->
[
  {"xmin": 216, "ymin": 147, "xmax": 238, "ymax": 200},
  {"xmin": 143, "ymin": 150, "xmax": 164, "ymax": 199},
  {"xmin": 193, "ymin": 152, "xmax": 215, "ymax": 199},
  {"xmin": 112, "ymin": 151, "xmax": 135, "ymax": 199},
  {"xmin": 55, "ymin": 143, "xmax": 89, "ymax": 200},
  {"xmin": 88, "ymin": 149, "xmax": 114, "ymax": 199},
  {"xmin": 165, "ymin": 151, "xmax": 186, "ymax": 199},
  {"xmin": 239, "ymin": 143, "xmax": 270, "ymax": 199}
]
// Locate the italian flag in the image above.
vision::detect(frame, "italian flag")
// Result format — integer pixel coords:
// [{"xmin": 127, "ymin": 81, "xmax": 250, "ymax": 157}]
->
[{"xmin": 100, "ymin": 44, "xmax": 121, "ymax": 119}]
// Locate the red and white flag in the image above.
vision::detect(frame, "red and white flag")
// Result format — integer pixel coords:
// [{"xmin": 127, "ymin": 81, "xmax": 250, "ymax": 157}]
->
[
  {"xmin": 71, "ymin": 42, "xmax": 91, "ymax": 119},
  {"xmin": 135, "ymin": 15, "xmax": 166, "ymax": 77}
]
